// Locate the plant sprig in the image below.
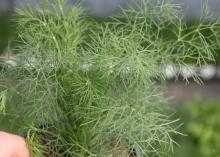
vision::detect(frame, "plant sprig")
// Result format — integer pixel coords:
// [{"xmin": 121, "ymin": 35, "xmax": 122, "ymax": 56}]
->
[{"xmin": 0, "ymin": 0, "xmax": 219, "ymax": 156}]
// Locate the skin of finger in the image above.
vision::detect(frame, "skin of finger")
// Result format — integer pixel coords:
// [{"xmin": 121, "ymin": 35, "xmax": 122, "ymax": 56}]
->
[
  {"xmin": 13, "ymin": 139, "xmax": 31, "ymax": 157},
  {"xmin": 0, "ymin": 131, "xmax": 31, "ymax": 157},
  {"xmin": 13, "ymin": 147, "xmax": 31, "ymax": 157}
]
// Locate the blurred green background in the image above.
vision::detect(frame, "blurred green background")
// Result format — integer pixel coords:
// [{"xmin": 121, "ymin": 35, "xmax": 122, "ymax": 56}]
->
[
  {"xmin": 171, "ymin": 98, "xmax": 220, "ymax": 157},
  {"xmin": 0, "ymin": 12, "xmax": 13, "ymax": 54}
]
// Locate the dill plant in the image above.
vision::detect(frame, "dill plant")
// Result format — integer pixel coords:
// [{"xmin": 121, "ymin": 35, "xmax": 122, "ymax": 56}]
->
[{"xmin": 0, "ymin": 0, "xmax": 220, "ymax": 156}]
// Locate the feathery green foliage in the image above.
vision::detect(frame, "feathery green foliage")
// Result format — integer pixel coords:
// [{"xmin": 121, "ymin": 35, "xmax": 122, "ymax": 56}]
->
[
  {"xmin": 0, "ymin": 90, "xmax": 7, "ymax": 114},
  {"xmin": 0, "ymin": 0, "xmax": 219, "ymax": 156}
]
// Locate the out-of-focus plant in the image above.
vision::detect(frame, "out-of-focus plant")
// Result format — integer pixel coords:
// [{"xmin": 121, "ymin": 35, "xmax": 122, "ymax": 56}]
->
[
  {"xmin": 0, "ymin": 13, "xmax": 11, "ymax": 53},
  {"xmin": 171, "ymin": 98, "xmax": 220, "ymax": 157},
  {"xmin": 187, "ymin": 99, "xmax": 220, "ymax": 157}
]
